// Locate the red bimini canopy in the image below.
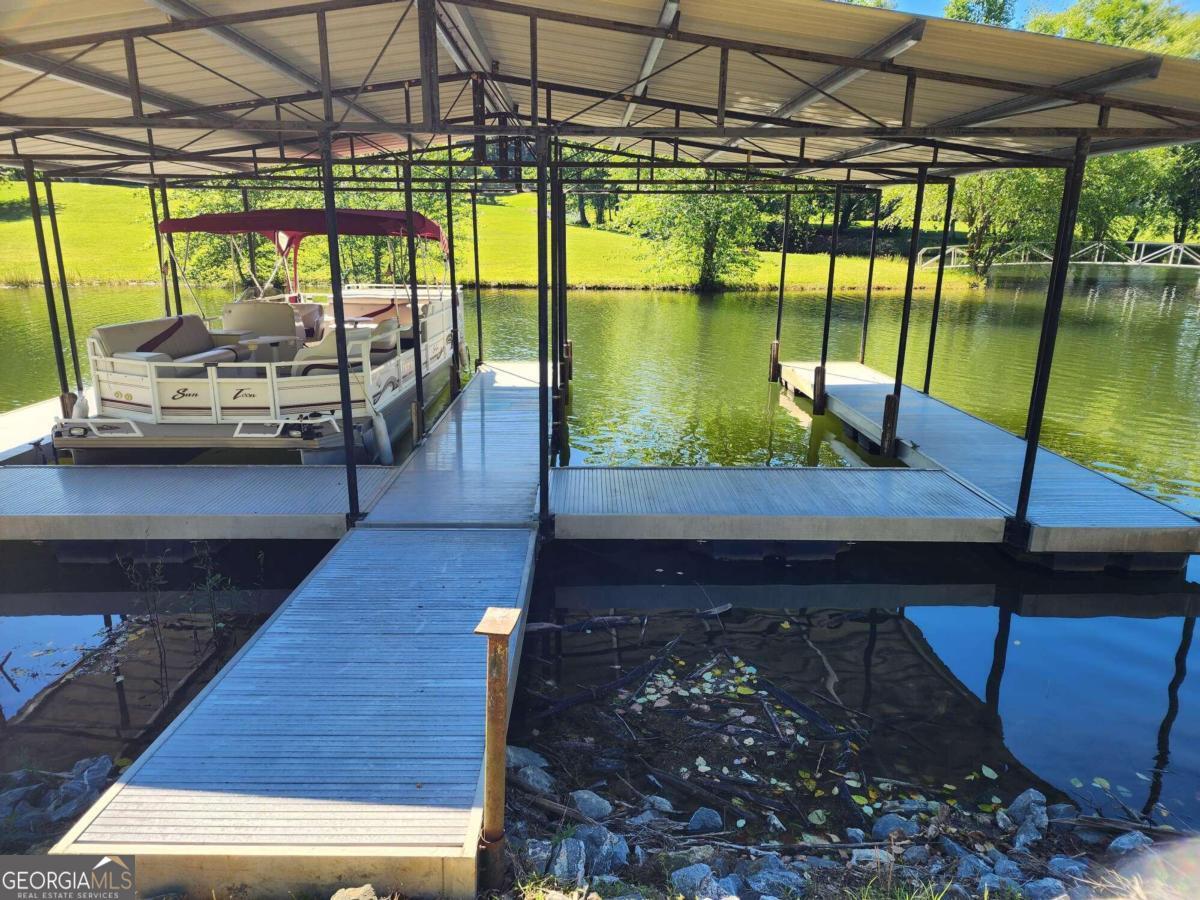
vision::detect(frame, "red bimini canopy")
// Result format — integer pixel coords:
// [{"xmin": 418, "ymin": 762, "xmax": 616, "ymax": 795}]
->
[{"xmin": 158, "ymin": 208, "xmax": 448, "ymax": 255}]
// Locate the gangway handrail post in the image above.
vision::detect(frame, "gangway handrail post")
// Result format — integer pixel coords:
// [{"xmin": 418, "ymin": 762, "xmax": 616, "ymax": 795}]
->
[
  {"xmin": 858, "ymin": 191, "xmax": 881, "ymax": 364},
  {"xmin": 769, "ymin": 192, "xmax": 791, "ymax": 382},
  {"xmin": 1014, "ymin": 136, "xmax": 1090, "ymax": 529},
  {"xmin": 880, "ymin": 165, "xmax": 927, "ymax": 457},
  {"xmin": 922, "ymin": 178, "xmax": 956, "ymax": 394},
  {"xmin": 814, "ymin": 183, "xmax": 843, "ymax": 414},
  {"xmin": 403, "ymin": 157, "xmax": 427, "ymax": 436},
  {"xmin": 316, "ymin": 11, "xmax": 360, "ymax": 524},
  {"xmin": 475, "ymin": 606, "xmax": 522, "ymax": 890}
]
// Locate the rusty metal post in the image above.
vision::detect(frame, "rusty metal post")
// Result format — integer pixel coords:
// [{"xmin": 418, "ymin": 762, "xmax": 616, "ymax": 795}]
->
[
  {"xmin": 770, "ymin": 193, "xmax": 791, "ymax": 382},
  {"xmin": 475, "ymin": 607, "xmax": 521, "ymax": 890}
]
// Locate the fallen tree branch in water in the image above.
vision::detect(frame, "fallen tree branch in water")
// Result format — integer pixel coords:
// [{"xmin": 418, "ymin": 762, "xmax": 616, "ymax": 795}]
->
[{"xmin": 531, "ymin": 636, "xmax": 681, "ymax": 720}]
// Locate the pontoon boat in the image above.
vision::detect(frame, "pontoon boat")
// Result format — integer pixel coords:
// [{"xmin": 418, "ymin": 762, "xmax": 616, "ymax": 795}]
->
[{"xmin": 52, "ymin": 208, "xmax": 464, "ymax": 465}]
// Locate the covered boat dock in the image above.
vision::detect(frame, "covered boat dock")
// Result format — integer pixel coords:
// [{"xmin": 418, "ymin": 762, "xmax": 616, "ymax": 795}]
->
[{"xmin": 2, "ymin": 0, "xmax": 1200, "ymax": 894}]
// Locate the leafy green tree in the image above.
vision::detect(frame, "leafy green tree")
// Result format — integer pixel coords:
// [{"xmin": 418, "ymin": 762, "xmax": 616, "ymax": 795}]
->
[
  {"xmin": 944, "ymin": 0, "xmax": 1018, "ymax": 27},
  {"xmin": 617, "ymin": 181, "xmax": 764, "ymax": 291},
  {"xmin": 1151, "ymin": 145, "xmax": 1200, "ymax": 241},
  {"xmin": 837, "ymin": 0, "xmax": 897, "ymax": 8},
  {"xmin": 1027, "ymin": 0, "xmax": 1200, "ymax": 57}
]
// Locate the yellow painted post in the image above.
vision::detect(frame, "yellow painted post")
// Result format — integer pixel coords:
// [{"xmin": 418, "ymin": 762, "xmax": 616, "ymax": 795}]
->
[{"xmin": 475, "ymin": 606, "xmax": 522, "ymax": 890}]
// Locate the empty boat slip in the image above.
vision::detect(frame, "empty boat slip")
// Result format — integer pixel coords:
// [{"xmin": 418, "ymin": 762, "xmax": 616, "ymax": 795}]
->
[{"xmin": 780, "ymin": 361, "xmax": 1200, "ymax": 555}]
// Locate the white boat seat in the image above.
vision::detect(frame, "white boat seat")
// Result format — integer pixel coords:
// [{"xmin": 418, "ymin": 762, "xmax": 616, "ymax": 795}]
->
[
  {"xmin": 293, "ymin": 302, "xmax": 324, "ymax": 339},
  {"xmin": 369, "ymin": 319, "xmax": 410, "ymax": 365},
  {"xmin": 222, "ymin": 301, "xmax": 305, "ymax": 341},
  {"xmin": 289, "ymin": 329, "xmax": 372, "ymax": 377},
  {"xmin": 92, "ymin": 314, "xmax": 253, "ymax": 376}
]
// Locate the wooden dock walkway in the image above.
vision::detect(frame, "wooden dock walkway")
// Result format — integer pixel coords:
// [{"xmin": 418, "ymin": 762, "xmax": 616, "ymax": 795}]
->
[
  {"xmin": 53, "ymin": 364, "xmax": 541, "ymax": 898},
  {"xmin": 781, "ymin": 361, "xmax": 1200, "ymax": 555}
]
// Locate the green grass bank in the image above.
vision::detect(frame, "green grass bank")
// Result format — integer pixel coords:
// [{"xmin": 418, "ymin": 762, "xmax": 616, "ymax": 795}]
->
[{"xmin": 0, "ymin": 181, "xmax": 972, "ymax": 293}]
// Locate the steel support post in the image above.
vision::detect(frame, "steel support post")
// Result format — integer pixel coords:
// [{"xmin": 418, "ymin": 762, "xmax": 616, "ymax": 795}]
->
[
  {"xmin": 536, "ymin": 138, "xmax": 551, "ymax": 527},
  {"xmin": 42, "ymin": 176, "xmax": 82, "ymax": 394},
  {"xmin": 879, "ymin": 166, "xmax": 927, "ymax": 456},
  {"xmin": 403, "ymin": 158, "xmax": 427, "ymax": 436},
  {"xmin": 444, "ymin": 144, "xmax": 462, "ymax": 398},
  {"xmin": 158, "ymin": 180, "xmax": 183, "ymax": 315},
  {"xmin": 23, "ymin": 161, "xmax": 70, "ymax": 414},
  {"xmin": 770, "ymin": 193, "xmax": 791, "ymax": 383},
  {"xmin": 814, "ymin": 184, "xmax": 843, "ymax": 414},
  {"xmin": 1014, "ymin": 136, "xmax": 1090, "ymax": 528},
  {"xmin": 148, "ymin": 187, "xmax": 171, "ymax": 316},
  {"xmin": 858, "ymin": 192, "xmax": 881, "ymax": 364},
  {"xmin": 922, "ymin": 179, "xmax": 955, "ymax": 394},
  {"xmin": 471, "ymin": 183, "xmax": 483, "ymax": 367}
]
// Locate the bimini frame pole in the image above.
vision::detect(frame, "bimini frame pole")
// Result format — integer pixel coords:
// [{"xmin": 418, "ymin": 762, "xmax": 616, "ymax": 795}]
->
[
  {"xmin": 158, "ymin": 179, "xmax": 183, "ymax": 315},
  {"xmin": 148, "ymin": 187, "xmax": 171, "ymax": 316},
  {"xmin": 23, "ymin": 160, "xmax": 71, "ymax": 415},
  {"xmin": 879, "ymin": 166, "xmax": 927, "ymax": 457},
  {"xmin": 922, "ymin": 179, "xmax": 956, "ymax": 394},
  {"xmin": 770, "ymin": 193, "xmax": 791, "ymax": 382},
  {"xmin": 444, "ymin": 141, "xmax": 462, "ymax": 398},
  {"xmin": 858, "ymin": 191, "xmax": 881, "ymax": 364},
  {"xmin": 42, "ymin": 176, "xmax": 82, "ymax": 395},
  {"xmin": 813, "ymin": 183, "xmax": 843, "ymax": 415},
  {"xmin": 536, "ymin": 136, "xmax": 551, "ymax": 527},
  {"xmin": 1014, "ymin": 136, "xmax": 1090, "ymax": 529}
]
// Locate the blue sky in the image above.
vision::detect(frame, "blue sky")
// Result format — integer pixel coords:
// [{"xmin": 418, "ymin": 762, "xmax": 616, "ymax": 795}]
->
[{"xmin": 893, "ymin": 0, "xmax": 1200, "ymax": 22}]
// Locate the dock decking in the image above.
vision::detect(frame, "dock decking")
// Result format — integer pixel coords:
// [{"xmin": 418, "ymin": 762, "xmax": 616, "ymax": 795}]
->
[
  {"xmin": 781, "ymin": 361, "xmax": 1200, "ymax": 555},
  {"xmin": 53, "ymin": 365, "xmax": 541, "ymax": 898},
  {"xmin": 551, "ymin": 466, "xmax": 1007, "ymax": 542}
]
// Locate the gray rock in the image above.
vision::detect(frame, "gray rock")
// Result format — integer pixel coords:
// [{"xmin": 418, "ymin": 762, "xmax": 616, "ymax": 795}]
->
[
  {"xmin": 996, "ymin": 808, "xmax": 1016, "ymax": 832},
  {"xmin": 746, "ymin": 866, "xmax": 807, "ymax": 896},
  {"xmin": 0, "ymin": 784, "xmax": 40, "ymax": 818},
  {"xmin": 851, "ymin": 848, "xmax": 894, "ymax": 867},
  {"xmin": 872, "ymin": 813, "xmax": 919, "ymax": 841},
  {"xmin": 513, "ymin": 765, "xmax": 556, "ymax": 795},
  {"xmin": 506, "ymin": 745, "xmax": 549, "ymax": 769},
  {"xmin": 1047, "ymin": 803, "xmax": 1077, "ymax": 823},
  {"xmin": 331, "ymin": 887, "xmax": 377, "ymax": 900},
  {"xmin": 2, "ymin": 769, "xmax": 35, "ymax": 788},
  {"xmin": 800, "ymin": 855, "xmax": 841, "ymax": 871},
  {"xmin": 633, "ymin": 845, "xmax": 649, "ymax": 867},
  {"xmin": 523, "ymin": 838, "xmax": 554, "ymax": 874},
  {"xmin": 589, "ymin": 829, "xmax": 630, "ymax": 875},
  {"xmin": 994, "ymin": 859, "xmax": 1023, "ymax": 880},
  {"xmin": 713, "ymin": 873, "xmax": 744, "ymax": 897},
  {"xmin": 956, "ymin": 855, "xmax": 992, "ymax": 880},
  {"xmin": 549, "ymin": 837, "xmax": 587, "ymax": 885},
  {"xmin": 47, "ymin": 787, "xmax": 99, "ymax": 823},
  {"xmin": 1107, "ymin": 831, "xmax": 1153, "ymax": 856},
  {"xmin": 1046, "ymin": 857, "xmax": 1088, "ymax": 880},
  {"xmin": 695, "ymin": 874, "xmax": 735, "ymax": 900},
  {"xmin": 979, "ymin": 874, "xmax": 1021, "ymax": 896},
  {"xmin": 902, "ymin": 845, "xmax": 929, "ymax": 865},
  {"xmin": 671, "ymin": 863, "xmax": 713, "ymax": 896},
  {"xmin": 60, "ymin": 756, "xmax": 112, "ymax": 798},
  {"xmin": 1021, "ymin": 877, "xmax": 1068, "ymax": 900},
  {"xmin": 687, "ymin": 806, "xmax": 723, "ymax": 833},
  {"xmin": 8, "ymin": 800, "xmax": 49, "ymax": 833},
  {"xmin": 884, "ymin": 799, "xmax": 940, "ymax": 815},
  {"xmin": 570, "ymin": 789, "xmax": 614, "ymax": 820},
  {"xmin": 845, "ymin": 827, "xmax": 867, "ymax": 843},
  {"xmin": 628, "ymin": 810, "xmax": 662, "ymax": 827},
  {"xmin": 939, "ymin": 836, "xmax": 971, "ymax": 859},
  {"xmin": 643, "ymin": 794, "xmax": 674, "ymax": 813},
  {"xmin": 1013, "ymin": 817, "xmax": 1043, "ymax": 852},
  {"xmin": 1008, "ymin": 789, "xmax": 1048, "ymax": 829},
  {"xmin": 1072, "ymin": 827, "xmax": 1110, "ymax": 847}
]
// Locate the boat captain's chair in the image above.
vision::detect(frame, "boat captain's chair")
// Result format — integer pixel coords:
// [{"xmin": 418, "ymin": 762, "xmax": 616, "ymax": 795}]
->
[
  {"xmin": 90, "ymin": 314, "xmax": 253, "ymax": 377},
  {"xmin": 222, "ymin": 301, "xmax": 305, "ymax": 341},
  {"xmin": 288, "ymin": 328, "xmax": 373, "ymax": 377}
]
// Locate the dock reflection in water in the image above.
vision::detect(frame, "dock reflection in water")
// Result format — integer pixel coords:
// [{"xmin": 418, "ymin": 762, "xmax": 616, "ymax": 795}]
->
[
  {"xmin": 0, "ymin": 540, "xmax": 318, "ymax": 850},
  {"xmin": 522, "ymin": 542, "xmax": 1200, "ymax": 829}
]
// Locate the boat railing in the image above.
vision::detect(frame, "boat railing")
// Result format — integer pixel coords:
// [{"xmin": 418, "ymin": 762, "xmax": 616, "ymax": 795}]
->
[{"xmin": 87, "ymin": 334, "xmax": 437, "ymax": 426}]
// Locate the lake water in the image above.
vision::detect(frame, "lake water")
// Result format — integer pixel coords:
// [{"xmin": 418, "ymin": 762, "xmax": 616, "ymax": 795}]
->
[{"xmin": 1, "ymin": 263, "xmax": 1198, "ymax": 838}]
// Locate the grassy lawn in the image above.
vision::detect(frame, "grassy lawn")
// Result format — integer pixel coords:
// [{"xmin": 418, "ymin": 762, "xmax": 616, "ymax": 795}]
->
[{"xmin": 0, "ymin": 180, "xmax": 969, "ymax": 292}]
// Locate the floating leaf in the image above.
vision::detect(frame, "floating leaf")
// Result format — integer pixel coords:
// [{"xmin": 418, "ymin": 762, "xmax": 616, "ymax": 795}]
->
[
  {"xmin": 808, "ymin": 809, "xmax": 828, "ymax": 826},
  {"xmin": 736, "ymin": 686, "xmax": 755, "ymax": 695},
  {"xmin": 1070, "ymin": 778, "xmax": 1084, "ymax": 788},
  {"xmin": 981, "ymin": 765, "xmax": 999, "ymax": 780},
  {"xmin": 851, "ymin": 794, "xmax": 869, "ymax": 806},
  {"xmin": 1093, "ymin": 777, "xmax": 1111, "ymax": 790}
]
